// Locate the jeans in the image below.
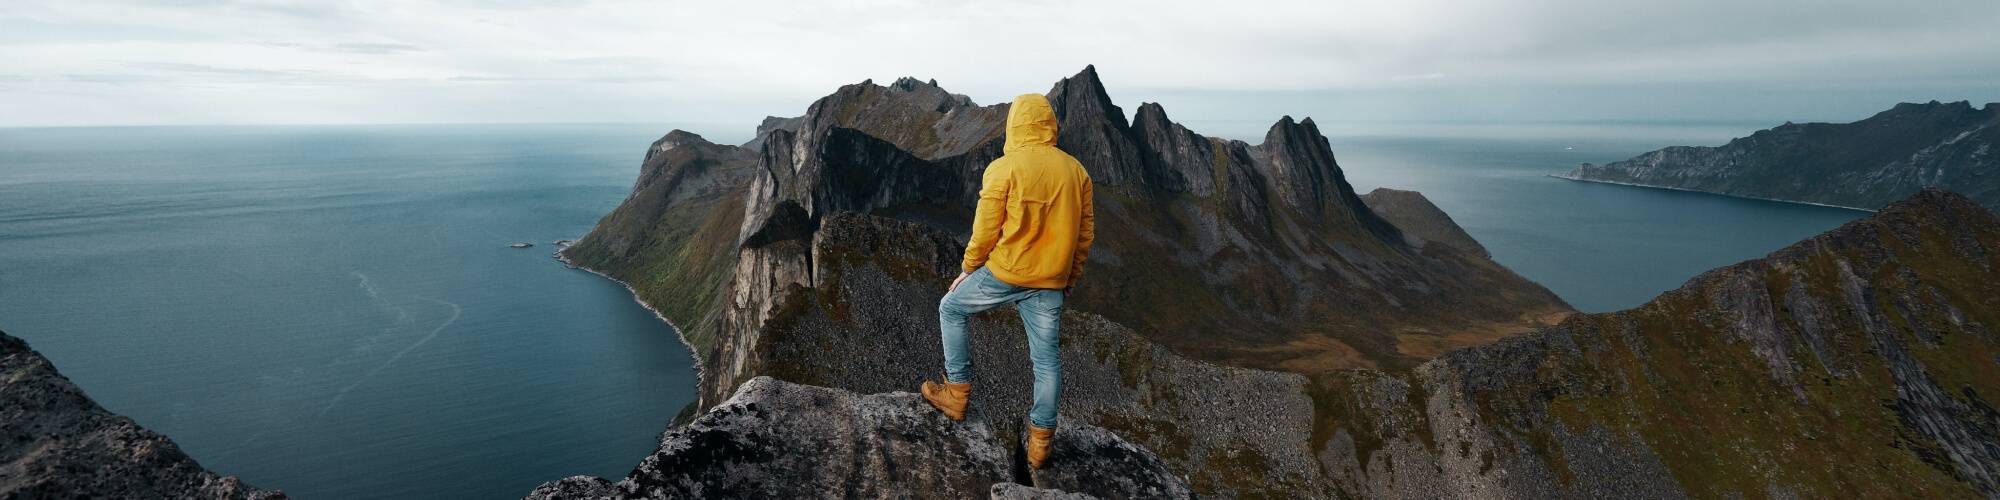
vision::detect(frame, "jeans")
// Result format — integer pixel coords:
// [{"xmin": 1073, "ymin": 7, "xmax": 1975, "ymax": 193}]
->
[{"xmin": 938, "ymin": 266, "xmax": 1064, "ymax": 429}]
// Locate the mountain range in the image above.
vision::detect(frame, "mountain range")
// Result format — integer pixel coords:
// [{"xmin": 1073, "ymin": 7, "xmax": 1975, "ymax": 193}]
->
[
  {"xmin": 547, "ymin": 67, "xmax": 2000, "ymax": 497},
  {"xmin": 1559, "ymin": 100, "xmax": 2000, "ymax": 211}
]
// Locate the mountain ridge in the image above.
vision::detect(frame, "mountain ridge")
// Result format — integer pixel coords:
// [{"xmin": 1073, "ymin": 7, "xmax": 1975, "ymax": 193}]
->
[
  {"xmin": 552, "ymin": 66, "xmax": 2000, "ymax": 497},
  {"xmin": 1559, "ymin": 100, "xmax": 2000, "ymax": 210},
  {"xmin": 565, "ymin": 66, "xmax": 1571, "ymax": 385}
]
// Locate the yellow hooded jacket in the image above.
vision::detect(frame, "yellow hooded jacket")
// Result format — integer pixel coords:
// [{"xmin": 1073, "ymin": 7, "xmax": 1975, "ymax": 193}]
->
[{"xmin": 962, "ymin": 93, "xmax": 1096, "ymax": 289}]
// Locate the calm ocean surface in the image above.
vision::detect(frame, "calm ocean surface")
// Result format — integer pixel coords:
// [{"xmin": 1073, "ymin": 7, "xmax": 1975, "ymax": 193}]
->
[
  {"xmin": 1318, "ymin": 121, "xmax": 1867, "ymax": 312},
  {"xmin": 0, "ymin": 121, "xmax": 1863, "ymax": 497},
  {"xmin": 0, "ymin": 124, "xmax": 712, "ymax": 499}
]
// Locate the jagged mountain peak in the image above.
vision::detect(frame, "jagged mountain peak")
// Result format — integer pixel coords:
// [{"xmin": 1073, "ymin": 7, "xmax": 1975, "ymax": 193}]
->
[
  {"xmin": 574, "ymin": 65, "xmax": 1569, "ymax": 389},
  {"xmin": 655, "ymin": 129, "xmax": 711, "ymax": 149},
  {"xmin": 888, "ymin": 75, "xmax": 942, "ymax": 92},
  {"xmin": 1045, "ymin": 65, "xmax": 1126, "ymax": 126}
]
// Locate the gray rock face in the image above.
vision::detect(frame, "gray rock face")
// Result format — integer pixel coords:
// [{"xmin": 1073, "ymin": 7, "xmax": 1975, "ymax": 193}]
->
[
  {"xmin": 528, "ymin": 377, "xmax": 1188, "ymax": 500},
  {"xmin": 1361, "ymin": 187, "xmax": 1491, "ymax": 257},
  {"xmin": 1030, "ymin": 425, "xmax": 1192, "ymax": 499},
  {"xmin": 524, "ymin": 476, "xmax": 613, "ymax": 500},
  {"xmin": 989, "ymin": 483, "xmax": 1098, "ymax": 500},
  {"xmin": 1559, "ymin": 100, "xmax": 2000, "ymax": 210},
  {"xmin": 1, "ymin": 330, "xmax": 281, "ymax": 498}
]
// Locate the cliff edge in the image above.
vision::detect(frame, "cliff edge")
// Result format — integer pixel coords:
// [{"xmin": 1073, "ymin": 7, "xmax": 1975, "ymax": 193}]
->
[{"xmin": 1, "ymin": 329, "xmax": 281, "ymax": 498}]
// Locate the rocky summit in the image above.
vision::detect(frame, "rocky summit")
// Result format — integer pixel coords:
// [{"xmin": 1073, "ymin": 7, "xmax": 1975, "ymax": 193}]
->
[
  {"xmin": 0, "ymin": 329, "xmax": 281, "ymax": 498},
  {"xmin": 555, "ymin": 64, "xmax": 2000, "ymax": 498},
  {"xmin": 526, "ymin": 376, "xmax": 1191, "ymax": 500},
  {"xmin": 1559, "ymin": 100, "xmax": 2000, "ymax": 211}
]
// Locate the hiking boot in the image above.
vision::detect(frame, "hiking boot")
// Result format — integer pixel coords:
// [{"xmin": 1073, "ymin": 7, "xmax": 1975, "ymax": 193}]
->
[
  {"xmin": 921, "ymin": 376, "xmax": 971, "ymax": 421},
  {"xmin": 1026, "ymin": 425, "xmax": 1055, "ymax": 469}
]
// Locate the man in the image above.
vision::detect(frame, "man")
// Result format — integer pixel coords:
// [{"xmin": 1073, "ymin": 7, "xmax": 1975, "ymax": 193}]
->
[{"xmin": 920, "ymin": 93, "xmax": 1094, "ymax": 470}]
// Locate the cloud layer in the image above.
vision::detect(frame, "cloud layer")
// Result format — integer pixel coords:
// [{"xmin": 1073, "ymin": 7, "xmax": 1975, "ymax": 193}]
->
[{"xmin": 2, "ymin": 0, "xmax": 1995, "ymax": 127}]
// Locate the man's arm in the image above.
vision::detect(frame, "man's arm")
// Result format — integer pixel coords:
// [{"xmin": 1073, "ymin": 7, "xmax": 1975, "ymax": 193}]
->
[
  {"xmin": 960, "ymin": 162, "xmax": 1010, "ymax": 276},
  {"xmin": 1067, "ymin": 179, "xmax": 1095, "ymax": 292}
]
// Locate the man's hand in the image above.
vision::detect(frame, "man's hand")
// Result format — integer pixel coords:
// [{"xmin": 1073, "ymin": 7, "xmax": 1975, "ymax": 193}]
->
[{"xmin": 947, "ymin": 271, "xmax": 972, "ymax": 293}]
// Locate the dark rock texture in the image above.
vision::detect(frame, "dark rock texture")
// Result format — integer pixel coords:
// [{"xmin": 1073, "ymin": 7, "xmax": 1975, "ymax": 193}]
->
[
  {"xmin": 1, "ymin": 330, "xmax": 281, "ymax": 498},
  {"xmin": 1029, "ymin": 425, "xmax": 1193, "ymax": 499},
  {"xmin": 1559, "ymin": 100, "xmax": 2000, "ymax": 210},
  {"xmin": 1361, "ymin": 187, "xmax": 1491, "ymax": 258},
  {"xmin": 527, "ymin": 377, "xmax": 1189, "ymax": 500},
  {"xmin": 989, "ymin": 483, "xmax": 1099, "ymax": 500}
]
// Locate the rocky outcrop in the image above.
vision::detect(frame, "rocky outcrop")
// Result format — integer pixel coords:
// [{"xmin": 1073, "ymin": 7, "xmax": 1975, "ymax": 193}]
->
[
  {"xmin": 1, "ymin": 330, "xmax": 281, "ymax": 498},
  {"xmin": 988, "ymin": 483, "xmax": 1099, "ymax": 500},
  {"xmin": 1559, "ymin": 100, "xmax": 2000, "ymax": 210},
  {"xmin": 701, "ymin": 212, "xmax": 1325, "ymax": 495},
  {"xmin": 1361, "ymin": 187, "xmax": 1490, "ymax": 257},
  {"xmin": 527, "ymin": 377, "xmax": 1190, "ymax": 500}
]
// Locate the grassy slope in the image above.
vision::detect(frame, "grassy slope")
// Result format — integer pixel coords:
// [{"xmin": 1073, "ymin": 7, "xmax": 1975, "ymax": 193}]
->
[{"xmin": 1316, "ymin": 191, "xmax": 2000, "ymax": 498}]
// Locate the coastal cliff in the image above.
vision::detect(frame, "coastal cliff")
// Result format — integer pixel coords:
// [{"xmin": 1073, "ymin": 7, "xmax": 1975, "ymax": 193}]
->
[
  {"xmin": 564, "ymin": 66, "xmax": 1571, "ymax": 392},
  {"xmin": 1, "ymin": 330, "xmax": 280, "ymax": 498},
  {"xmin": 554, "ymin": 65, "xmax": 2000, "ymax": 497},
  {"xmin": 1559, "ymin": 100, "xmax": 2000, "ymax": 210}
]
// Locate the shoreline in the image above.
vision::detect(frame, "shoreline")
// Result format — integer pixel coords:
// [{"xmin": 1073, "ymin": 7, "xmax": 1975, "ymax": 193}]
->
[
  {"xmin": 553, "ymin": 244, "xmax": 709, "ymax": 399},
  {"xmin": 1547, "ymin": 174, "xmax": 1878, "ymax": 213}
]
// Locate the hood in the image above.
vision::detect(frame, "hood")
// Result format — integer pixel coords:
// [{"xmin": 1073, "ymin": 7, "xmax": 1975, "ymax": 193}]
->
[{"xmin": 1004, "ymin": 93, "xmax": 1059, "ymax": 153}]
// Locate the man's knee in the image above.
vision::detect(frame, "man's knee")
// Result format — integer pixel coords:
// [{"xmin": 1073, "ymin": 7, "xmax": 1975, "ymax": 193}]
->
[{"xmin": 939, "ymin": 292, "xmax": 968, "ymax": 317}]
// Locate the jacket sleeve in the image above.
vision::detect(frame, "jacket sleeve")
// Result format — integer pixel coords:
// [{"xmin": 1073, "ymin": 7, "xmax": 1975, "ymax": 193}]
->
[
  {"xmin": 1068, "ymin": 177, "xmax": 1095, "ymax": 285},
  {"xmin": 961, "ymin": 162, "xmax": 1010, "ymax": 273}
]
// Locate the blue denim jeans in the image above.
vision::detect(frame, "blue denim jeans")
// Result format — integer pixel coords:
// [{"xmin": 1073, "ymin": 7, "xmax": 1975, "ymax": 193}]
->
[{"xmin": 938, "ymin": 266, "xmax": 1064, "ymax": 429}]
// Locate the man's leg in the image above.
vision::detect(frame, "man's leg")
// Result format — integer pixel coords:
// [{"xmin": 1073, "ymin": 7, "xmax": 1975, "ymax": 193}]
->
[
  {"xmin": 938, "ymin": 267, "xmax": 1009, "ymax": 384},
  {"xmin": 1017, "ymin": 289, "xmax": 1064, "ymax": 429}
]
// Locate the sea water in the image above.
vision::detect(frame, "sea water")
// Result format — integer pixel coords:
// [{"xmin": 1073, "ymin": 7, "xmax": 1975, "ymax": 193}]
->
[
  {"xmin": 1318, "ymin": 120, "xmax": 1868, "ymax": 312},
  {"xmin": 0, "ymin": 124, "xmax": 725, "ymax": 498}
]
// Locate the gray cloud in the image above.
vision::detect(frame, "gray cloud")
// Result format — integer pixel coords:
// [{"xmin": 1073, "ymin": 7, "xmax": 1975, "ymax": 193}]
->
[
  {"xmin": 329, "ymin": 42, "xmax": 422, "ymax": 54},
  {"xmin": 0, "ymin": 0, "xmax": 1994, "ymax": 126}
]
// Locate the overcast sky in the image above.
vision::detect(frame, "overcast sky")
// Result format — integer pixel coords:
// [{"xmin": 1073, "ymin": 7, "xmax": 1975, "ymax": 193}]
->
[{"xmin": 3, "ymin": 0, "xmax": 1996, "ymax": 131}]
